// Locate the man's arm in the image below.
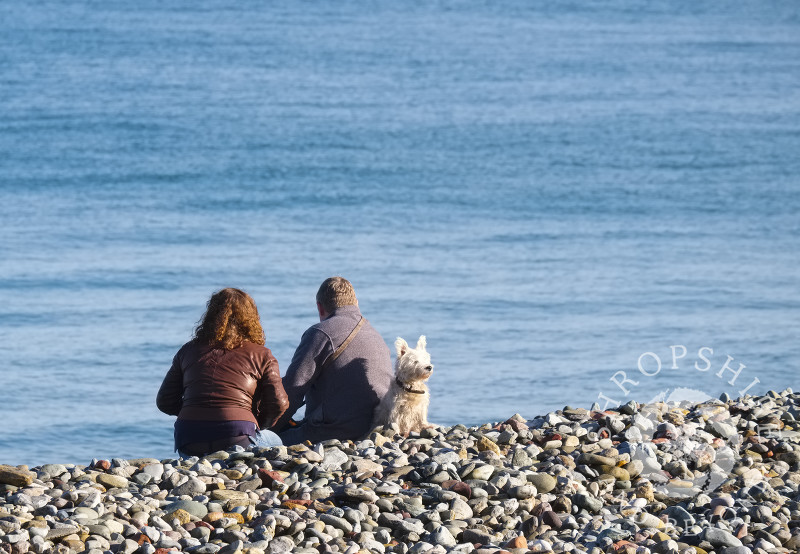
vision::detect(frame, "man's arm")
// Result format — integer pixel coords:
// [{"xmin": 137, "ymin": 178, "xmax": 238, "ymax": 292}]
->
[{"xmin": 271, "ymin": 327, "xmax": 331, "ymax": 431}]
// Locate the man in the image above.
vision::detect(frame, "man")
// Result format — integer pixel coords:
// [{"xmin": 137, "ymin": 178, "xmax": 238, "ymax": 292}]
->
[{"xmin": 273, "ymin": 277, "xmax": 392, "ymax": 444}]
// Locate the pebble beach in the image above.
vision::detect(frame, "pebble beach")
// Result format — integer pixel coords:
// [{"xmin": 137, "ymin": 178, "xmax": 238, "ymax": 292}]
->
[{"xmin": 2, "ymin": 390, "xmax": 799, "ymax": 554}]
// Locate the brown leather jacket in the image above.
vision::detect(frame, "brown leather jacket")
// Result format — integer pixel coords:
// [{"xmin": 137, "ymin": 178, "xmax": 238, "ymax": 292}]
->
[{"xmin": 157, "ymin": 340, "xmax": 289, "ymax": 429}]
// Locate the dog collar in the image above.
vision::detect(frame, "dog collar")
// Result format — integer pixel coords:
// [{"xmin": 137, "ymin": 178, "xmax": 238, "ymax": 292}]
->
[{"xmin": 396, "ymin": 377, "xmax": 426, "ymax": 395}]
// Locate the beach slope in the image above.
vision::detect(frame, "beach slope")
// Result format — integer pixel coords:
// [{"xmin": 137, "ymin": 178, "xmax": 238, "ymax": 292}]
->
[{"xmin": 1, "ymin": 390, "xmax": 798, "ymax": 554}]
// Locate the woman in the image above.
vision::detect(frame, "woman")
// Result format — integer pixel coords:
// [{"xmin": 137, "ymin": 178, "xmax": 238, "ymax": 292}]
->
[{"xmin": 157, "ymin": 288, "xmax": 288, "ymax": 457}]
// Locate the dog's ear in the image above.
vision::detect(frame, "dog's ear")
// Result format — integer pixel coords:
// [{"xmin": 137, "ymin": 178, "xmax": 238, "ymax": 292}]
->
[
  {"xmin": 395, "ymin": 337, "xmax": 409, "ymax": 358},
  {"xmin": 416, "ymin": 335, "xmax": 427, "ymax": 351}
]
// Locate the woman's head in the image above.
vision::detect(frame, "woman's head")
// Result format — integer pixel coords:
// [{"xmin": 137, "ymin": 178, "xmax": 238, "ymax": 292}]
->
[{"xmin": 194, "ymin": 288, "xmax": 265, "ymax": 349}]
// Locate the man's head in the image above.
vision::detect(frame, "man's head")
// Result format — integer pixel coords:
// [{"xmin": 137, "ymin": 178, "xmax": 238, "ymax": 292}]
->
[{"xmin": 316, "ymin": 276, "xmax": 358, "ymax": 319}]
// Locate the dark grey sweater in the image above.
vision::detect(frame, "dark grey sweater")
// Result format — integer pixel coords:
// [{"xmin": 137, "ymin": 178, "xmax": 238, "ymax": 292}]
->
[{"xmin": 277, "ymin": 305, "xmax": 392, "ymax": 443}]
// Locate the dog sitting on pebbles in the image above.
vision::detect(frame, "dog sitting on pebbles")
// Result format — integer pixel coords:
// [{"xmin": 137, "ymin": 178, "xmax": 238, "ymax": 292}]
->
[{"xmin": 372, "ymin": 335, "xmax": 434, "ymax": 435}]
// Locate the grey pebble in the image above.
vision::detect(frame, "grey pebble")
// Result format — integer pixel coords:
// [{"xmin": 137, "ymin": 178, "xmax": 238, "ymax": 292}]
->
[{"xmin": 702, "ymin": 527, "xmax": 743, "ymax": 548}]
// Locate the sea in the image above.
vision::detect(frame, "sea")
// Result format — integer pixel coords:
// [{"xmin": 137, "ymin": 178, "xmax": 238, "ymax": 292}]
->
[{"xmin": 1, "ymin": 1, "xmax": 799, "ymax": 467}]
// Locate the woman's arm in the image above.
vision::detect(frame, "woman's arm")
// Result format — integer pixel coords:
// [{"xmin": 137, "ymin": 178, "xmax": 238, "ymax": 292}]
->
[
  {"xmin": 156, "ymin": 353, "xmax": 184, "ymax": 416},
  {"xmin": 255, "ymin": 353, "xmax": 290, "ymax": 429}
]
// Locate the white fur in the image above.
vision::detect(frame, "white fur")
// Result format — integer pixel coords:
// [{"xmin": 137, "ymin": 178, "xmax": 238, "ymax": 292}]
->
[{"xmin": 372, "ymin": 335, "xmax": 434, "ymax": 435}]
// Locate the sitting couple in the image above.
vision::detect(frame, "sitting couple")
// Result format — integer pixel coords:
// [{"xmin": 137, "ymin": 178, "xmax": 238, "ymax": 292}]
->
[{"xmin": 156, "ymin": 277, "xmax": 393, "ymax": 457}]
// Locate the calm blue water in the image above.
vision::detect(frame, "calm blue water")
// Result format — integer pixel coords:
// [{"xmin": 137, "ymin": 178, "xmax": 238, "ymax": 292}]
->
[{"xmin": 2, "ymin": 1, "xmax": 799, "ymax": 467}]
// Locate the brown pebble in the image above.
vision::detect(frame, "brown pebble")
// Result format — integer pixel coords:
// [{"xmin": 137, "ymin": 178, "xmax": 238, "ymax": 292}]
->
[
  {"xmin": 503, "ymin": 418, "xmax": 528, "ymax": 432},
  {"xmin": 612, "ymin": 540, "xmax": 638, "ymax": 554},
  {"xmin": 441, "ymin": 480, "xmax": 472, "ymax": 499},
  {"xmin": 204, "ymin": 512, "xmax": 224, "ymax": 523},
  {"xmin": 551, "ymin": 495, "xmax": 572, "ymax": 513},
  {"xmin": 541, "ymin": 510, "xmax": 562, "ymax": 530},
  {"xmin": 477, "ymin": 436, "xmax": 501, "ymax": 455},
  {"xmin": 531, "ymin": 501, "xmax": 551, "ymax": 517},
  {"xmin": 503, "ymin": 536, "xmax": 527, "ymax": 549},
  {"xmin": 223, "ymin": 512, "xmax": 244, "ymax": 524},
  {"xmin": 735, "ymin": 523, "xmax": 748, "ymax": 539},
  {"xmin": 0, "ymin": 465, "xmax": 34, "ymax": 487},
  {"xmin": 711, "ymin": 504, "xmax": 727, "ymax": 520},
  {"xmin": 257, "ymin": 469, "xmax": 284, "ymax": 488}
]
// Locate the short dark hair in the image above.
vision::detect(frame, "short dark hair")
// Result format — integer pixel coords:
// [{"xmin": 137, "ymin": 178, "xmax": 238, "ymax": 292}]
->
[{"xmin": 316, "ymin": 277, "xmax": 357, "ymax": 313}]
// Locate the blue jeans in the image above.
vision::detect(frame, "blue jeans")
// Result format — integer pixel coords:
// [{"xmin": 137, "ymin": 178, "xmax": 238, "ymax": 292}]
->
[
  {"xmin": 178, "ymin": 429, "xmax": 283, "ymax": 457},
  {"xmin": 250, "ymin": 429, "xmax": 283, "ymax": 448},
  {"xmin": 278, "ymin": 425, "xmax": 306, "ymax": 446}
]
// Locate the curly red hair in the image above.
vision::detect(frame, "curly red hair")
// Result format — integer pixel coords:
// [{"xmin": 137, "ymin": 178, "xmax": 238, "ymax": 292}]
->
[{"xmin": 194, "ymin": 288, "xmax": 265, "ymax": 350}]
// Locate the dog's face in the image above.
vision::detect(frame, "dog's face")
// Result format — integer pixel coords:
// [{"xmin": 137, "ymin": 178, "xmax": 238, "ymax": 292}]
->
[{"xmin": 395, "ymin": 335, "xmax": 433, "ymax": 383}]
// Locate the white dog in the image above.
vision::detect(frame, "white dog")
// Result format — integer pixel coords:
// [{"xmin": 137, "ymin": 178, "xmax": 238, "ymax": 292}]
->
[{"xmin": 372, "ymin": 335, "xmax": 434, "ymax": 435}]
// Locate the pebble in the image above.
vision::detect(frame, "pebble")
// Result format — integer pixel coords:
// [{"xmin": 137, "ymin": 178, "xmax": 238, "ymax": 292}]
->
[
  {"xmin": 172, "ymin": 475, "xmax": 207, "ymax": 496},
  {"xmin": 574, "ymin": 493, "xmax": 604, "ymax": 513},
  {"xmin": 96, "ymin": 473, "xmax": 129, "ymax": 489},
  {"xmin": 701, "ymin": 527, "xmax": 742, "ymax": 548},
  {"xmin": 1, "ymin": 391, "xmax": 799, "ymax": 554},
  {"xmin": 0, "ymin": 465, "xmax": 35, "ymax": 487},
  {"xmin": 170, "ymin": 500, "xmax": 210, "ymax": 520},
  {"xmin": 469, "ymin": 464, "xmax": 495, "ymax": 481},
  {"xmin": 527, "ymin": 472, "xmax": 557, "ymax": 493}
]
